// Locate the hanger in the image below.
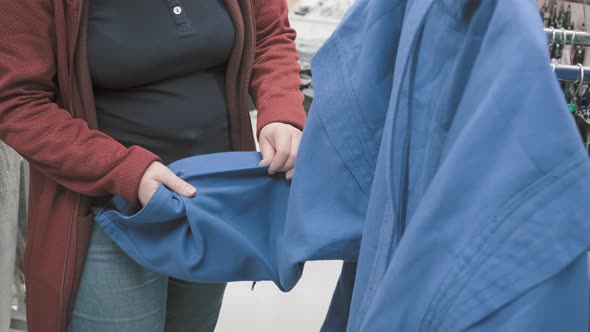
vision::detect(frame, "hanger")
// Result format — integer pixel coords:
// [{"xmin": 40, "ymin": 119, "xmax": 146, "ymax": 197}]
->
[
  {"xmin": 570, "ymin": 29, "xmax": 577, "ymax": 63},
  {"xmin": 572, "ymin": 64, "xmax": 590, "ymax": 125},
  {"xmin": 550, "ymin": 27, "xmax": 556, "ymax": 58},
  {"xmin": 574, "ymin": 63, "xmax": 584, "ymax": 101}
]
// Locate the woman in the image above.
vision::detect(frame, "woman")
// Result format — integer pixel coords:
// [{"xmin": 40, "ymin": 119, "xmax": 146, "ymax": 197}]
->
[{"xmin": 0, "ymin": 0, "xmax": 306, "ymax": 331}]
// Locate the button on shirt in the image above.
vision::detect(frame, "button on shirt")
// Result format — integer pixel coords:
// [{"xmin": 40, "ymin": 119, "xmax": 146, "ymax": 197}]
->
[{"xmin": 88, "ymin": 0, "xmax": 236, "ymax": 165}]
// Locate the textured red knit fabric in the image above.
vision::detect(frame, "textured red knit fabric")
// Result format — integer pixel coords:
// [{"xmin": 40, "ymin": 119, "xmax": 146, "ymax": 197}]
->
[
  {"xmin": 0, "ymin": 0, "xmax": 306, "ymax": 330},
  {"xmin": 250, "ymin": 0, "xmax": 307, "ymax": 135}
]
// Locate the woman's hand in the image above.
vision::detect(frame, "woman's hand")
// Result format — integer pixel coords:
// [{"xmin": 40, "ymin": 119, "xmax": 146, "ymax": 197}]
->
[
  {"xmin": 138, "ymin": 161, "xmax": 197, "ymax": 206},
  {"xmin": 258, "ymin": 122, "xmax": 302, "ymax": 180}
]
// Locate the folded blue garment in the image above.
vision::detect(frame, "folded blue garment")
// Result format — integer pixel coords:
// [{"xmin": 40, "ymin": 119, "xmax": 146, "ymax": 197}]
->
[{"xmin": 95, "ymin": 151, "xmax": 362, "ymax": 291}]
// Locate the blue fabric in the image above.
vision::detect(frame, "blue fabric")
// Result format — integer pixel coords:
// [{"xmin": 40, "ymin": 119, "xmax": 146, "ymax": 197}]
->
[
  {"xmin": 96, "ymin": 0, "xmax": 590, "ymax": 331},
  {"xmin": 311, "ymin": 0, "xmax": 590, "ymax": 330},
  {"xmin": 96, "ymin": 151, "xmax": 362, "ymax": 292}
]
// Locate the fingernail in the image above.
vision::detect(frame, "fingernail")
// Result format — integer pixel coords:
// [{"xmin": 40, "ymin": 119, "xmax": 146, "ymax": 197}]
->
[{"xmin": 186, "ymin": 186, "xmax": 197, "ymax": 195}]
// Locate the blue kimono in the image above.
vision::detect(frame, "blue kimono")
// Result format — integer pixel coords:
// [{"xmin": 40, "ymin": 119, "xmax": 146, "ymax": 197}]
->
[
  {"xmin": 96, "ymin": 0, "xmax": 590, "ymax": 330},
  {"xmin": 314, "ymin": 0, "xmax": 590, "ymax": 330}
]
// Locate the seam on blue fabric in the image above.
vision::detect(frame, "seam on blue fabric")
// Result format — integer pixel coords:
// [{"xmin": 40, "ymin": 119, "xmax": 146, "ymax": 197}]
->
[
  {"xmin": 355, "ymin": 203, "xmax": 395, "ymax": 328},
  {"xmin": 100, "ymin": 221, "xmax": 158, "ymax": 273},
  {"xmin": 181, "ymin": 166, "xmax": 271, "ymax": 182},
  {"xmin": 420, "ymin": 165, "xmax": 564, "ymax": 328},
  {"xmin": 313, "ymin": 34, "xmax": 375, "ymax": 195},
  {"xmin": 352, "ymin": 1, "xmax": 437, "ymax": 329},
  {"xmin": 417, "ymin": 17, "xmax": 461, "ymax": 200},
  {"xmin": 445, "ymin": 214, "xmax": 567, "ymax": 323},
  {"xmin": 420, "ymin": 171, "xmax": 561, "ymax": 330},
  {"xmin": 167, "ymin": 152, "xmax": 263, "ymax": 176},
  {"xmin": 423, "ymin": 184, "xmax": 558, "ymax": 328},
  {"xmin": 338, "ymin": 41, "xmax": 376, "ymax": 143},
  {"xmin": 443, "ymin": 226, "xmax": 585, "ymax": 329},
  {"xmin": 383, "ymin": 0, "xmax": 436, "ymax": 224},
  {"xmin": 443, "ymin": 245, "xmax": 572, "ymax": 330},
  {"xmin": 338, "ymin": 33, "xmax": 376, "ymax": 151},
  {"xmin": 316, "ymin": 107, "xmax": 370, "ymax": 198},
  {"xmin": 418, "ymin": 151, "xmax": 588, "ymax": 330},
  {"xmin": 327, "ymin": 0, "xmax": 363, "ymax": 59},
  {"xmin": 361, "ymin": 2, "xmax": 405, "ymax": 47},
  {"xmin": 453, "ymin": 254, "xmax": 590, "ymax": 331},
  {"xmin": 95, "ymin": 184, "xmax": 167, "ymax": 240},
  {"xmin": 333, "ymin": 32, "xmax": 378, "ymax": 186},
  {"xmin": 121, "ymin": 185, "xmax": 167, "ymax": 222},
  {"xmin": 440, "ymin": 157, "xmax": 590, "ymax": 330}
]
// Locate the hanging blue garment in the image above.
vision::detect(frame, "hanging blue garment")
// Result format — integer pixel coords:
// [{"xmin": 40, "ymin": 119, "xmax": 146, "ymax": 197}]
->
[
  {"xmin": 96, "ymin": 0, "xmax": 590, "ymax": 330},
  {"xmin": 310, "ymin": 0, "xmax": 590, "ymax": 330}
]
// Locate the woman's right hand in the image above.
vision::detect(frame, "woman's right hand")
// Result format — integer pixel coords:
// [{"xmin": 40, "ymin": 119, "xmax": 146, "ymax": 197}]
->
[{"xmin": 138, "ymin": 161, "xmax": 197, "ymax": 206}]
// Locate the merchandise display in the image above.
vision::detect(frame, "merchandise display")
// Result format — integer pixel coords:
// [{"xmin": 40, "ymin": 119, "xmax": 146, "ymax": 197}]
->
[
  {"xmin": 540, "ymin": 0, "xmax": 590, "ymax": 64},
  {"xmin": 540, "ymin": 0, "xmax": 590, "ymax": 151}
]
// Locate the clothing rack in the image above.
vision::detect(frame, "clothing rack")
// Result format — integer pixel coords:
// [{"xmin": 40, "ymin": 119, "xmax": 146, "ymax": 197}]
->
[
  {"xmin": 553, "ymin": 64, "xmax": 590, "ymax": 82},
  {"xmin": 545, "ymin": 28, "xmax": 590, "ymax": 46}
]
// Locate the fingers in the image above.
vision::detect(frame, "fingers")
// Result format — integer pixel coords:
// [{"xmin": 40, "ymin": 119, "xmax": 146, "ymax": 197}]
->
[
  {"xmin": 286, "ymin": 169, "xmax": 294, "ymax": 181},
  {"xmin": 160, "ymin": 166, "xmax": 197, "ymax": 197},
  {"xmin": 259, "ymin": 138, "xmax": 276, "ymax": 166},
  {"xmin": 138, "ymin": 162, "xmax": 163, "ymax": 206},
  {"xmin": 268, "ymin": 135, "xmax": 291, "ymax": 174},
  {"xmin": 258, "ymin": 123, "xmax": 303, "ymax": 178},
  {"xmin": 138, "ymin": 182, "xmax": 159, "ymax": 207},
  {"xmin": 285, "ymin": 134, "xmax": 301, "ymax": 179},
  {"xmin": 284, "ymin": 131, "xmax": 301, "ymax": 171}
]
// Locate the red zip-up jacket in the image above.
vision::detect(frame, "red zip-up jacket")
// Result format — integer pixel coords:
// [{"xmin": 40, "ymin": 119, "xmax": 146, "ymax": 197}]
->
[{"xmin": 0, "ymin": 0, "xmax": 306, "ymax": 331}]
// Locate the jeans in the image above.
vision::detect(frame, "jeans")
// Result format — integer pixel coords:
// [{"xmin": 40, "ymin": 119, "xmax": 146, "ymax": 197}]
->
[{"xmin": 69, "ymin": 220, "xmax": 226, "ymax": 332}]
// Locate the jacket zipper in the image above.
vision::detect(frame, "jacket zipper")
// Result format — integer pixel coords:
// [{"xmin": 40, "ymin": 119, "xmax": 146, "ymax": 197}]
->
[
  {"xmin": 67, "ymin": 0, "xmax": 83, "ymax": 116},
  {"xmin": 58, "ymin": 194, "xmax": 80, "ymax": 332},
  {"xmin": 59, "ymin": 0, "xmax": 84, "ymax": 329}
]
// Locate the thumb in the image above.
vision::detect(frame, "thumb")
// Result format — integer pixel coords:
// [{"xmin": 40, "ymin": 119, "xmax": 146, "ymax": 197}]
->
[
  {"xmin": 259, "ymin": 139, "xmax": 276, "ymax": 166},
  {"xmin": 161, "ymin": 168, "xmax": 196, "ymax": 197}
]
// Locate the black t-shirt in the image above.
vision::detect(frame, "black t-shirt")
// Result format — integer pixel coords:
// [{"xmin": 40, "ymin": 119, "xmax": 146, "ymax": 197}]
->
[{"xmin": 88, "ymin": 0, "xmax": 235, "ymax": 165}]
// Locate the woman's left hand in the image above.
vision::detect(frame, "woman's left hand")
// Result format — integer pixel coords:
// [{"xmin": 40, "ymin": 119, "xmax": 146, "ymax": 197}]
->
[{"xmin": 259, "ymin": 122, "xmax": 302, "ymax": 180}]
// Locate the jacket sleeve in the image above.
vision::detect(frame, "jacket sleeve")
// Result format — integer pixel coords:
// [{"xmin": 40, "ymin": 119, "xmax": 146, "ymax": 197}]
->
[
  {"xmin": 0, "ymin": 0, "xmax": 159, "ymax": 206},
  {"xmin": 250, "ymin": 0, "xmax": 307, "ymax": 135}
]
